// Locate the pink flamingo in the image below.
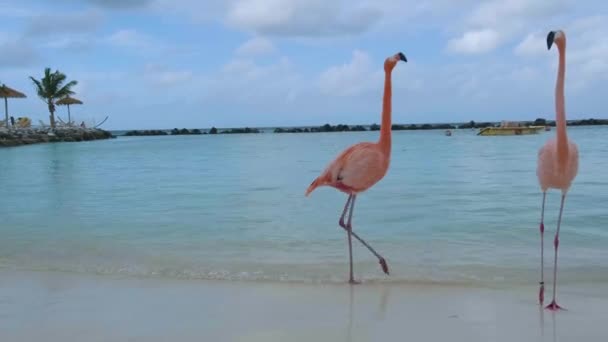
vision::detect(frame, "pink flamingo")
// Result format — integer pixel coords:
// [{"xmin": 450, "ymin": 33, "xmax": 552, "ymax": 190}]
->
[
  {"xmin": 537, "ymin": 30, "xmax": 579, "ymax": 311},
  {"xmin": 305, "ymin": 52, "xmax": 407, "ymax": 284}
]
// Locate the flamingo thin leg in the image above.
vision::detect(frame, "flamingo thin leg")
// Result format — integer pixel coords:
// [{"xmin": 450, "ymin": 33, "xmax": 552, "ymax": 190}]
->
[
  {"xmin": 344, "ymin": 195, "xmax": 390, "ymax": 276},
  {"xmin": 546, "ymin": 194, "xmax": 566, "ymax": 311},
  {"xmin": 339, "ymin": 195, "xmax": 353, "ymax": 229},
  {"xmin": 539, "ymin": 192, "xmax": 547, "ymax": 305},
  {"xmin": 346, "ymin": 195, "xmax": 357, "ymax": 284}
]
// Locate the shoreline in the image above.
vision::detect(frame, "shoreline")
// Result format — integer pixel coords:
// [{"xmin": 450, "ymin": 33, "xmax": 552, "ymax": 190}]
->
[
  {"xmin": 0, "ymin": 127, "xmax": 114, "ymax": 148},
  {"xmin": 1, "ymin": 269, "xmax": 607, "ymax": 341},
  {"xmin": 113, "ymin": 118, "xmax": 608, "ymax": 136}
]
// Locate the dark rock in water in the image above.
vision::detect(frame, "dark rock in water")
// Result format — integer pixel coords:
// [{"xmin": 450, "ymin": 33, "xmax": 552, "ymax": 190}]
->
[
  {"xmin": 209, "ymin": 127, "xmax": 218, "ymax": 134},
  {"xmin": 125, "ymin": 130, "xmax": 168, "ymax": 136},
  {"xmin": 459, "ymin": 120, "xmax": 477, "ymax": 129},
  {"xmin": 280, "ymin": 123, "xmax": 368, "ymax": 134},
  {"xmin": 169, "ymin": 128, "xmax": 205, "ymax": 135},
  {"xmin": 274, "ymin": 127, "xmax": 313, "ymax": 133},
  {"xmin": 370, "ymin": 123, "xmax": 380, "ymax": 131},
  {"xmin": 476, "ymin": 122, "xmax": 495, "ymax": 128},
  {"xmin": 350, "ymin": 125, "xmax": 367, "ymax": 132},
  {"xmin": 434, "ymin": 124, "xmax": 457, "ymax": 129},
  {"xmin": 0, "ymin": 127, "xmax": 114, "ymax": 148},
  {"xmin": 220, "ymin": 127, "xmax": 261, "ymax": 134},
  {"xmin": 0, "ymin": 139, "xmax": 20, "ymax": 147},
  {"xmin": 569, "ymin": 118, "xmax": 608, "ymax": 126}
]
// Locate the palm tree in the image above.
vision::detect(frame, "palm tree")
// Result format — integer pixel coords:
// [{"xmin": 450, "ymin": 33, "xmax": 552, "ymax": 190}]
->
[{"xmin": 29, "ymin": 68, "xmax": 78, "ymax": 129}]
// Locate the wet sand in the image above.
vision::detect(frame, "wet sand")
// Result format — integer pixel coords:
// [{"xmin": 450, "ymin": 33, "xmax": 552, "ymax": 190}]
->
[{"xmin": 1, "ymin": 270, "xmax": 606, "ymax": 342}]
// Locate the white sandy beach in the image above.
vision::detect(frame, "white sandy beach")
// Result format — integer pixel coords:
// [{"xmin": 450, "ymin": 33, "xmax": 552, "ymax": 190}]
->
[{"xmin": 1, "ymin": 270, "xmax": 607, "ymax": 342}]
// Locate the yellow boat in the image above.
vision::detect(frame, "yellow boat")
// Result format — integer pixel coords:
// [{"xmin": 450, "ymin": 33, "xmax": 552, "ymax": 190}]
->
[{"xmin": 477, "ymin": 121, "xmax": 545, "ymax": 136}]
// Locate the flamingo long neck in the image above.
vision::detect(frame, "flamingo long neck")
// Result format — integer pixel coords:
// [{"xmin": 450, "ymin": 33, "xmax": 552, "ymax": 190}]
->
[
  {"xmin": 555, "ymin": 41, "xmax": 568, "ymax": 165},
  {"xmin": 378, "ymin": 70, "xmax": 392, "ymax": 154}
]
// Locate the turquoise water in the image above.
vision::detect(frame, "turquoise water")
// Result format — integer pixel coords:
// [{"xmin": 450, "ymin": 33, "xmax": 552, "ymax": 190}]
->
[{"xmin": 1, "ymin": 127, "xmax": 607, "ymax": 286}]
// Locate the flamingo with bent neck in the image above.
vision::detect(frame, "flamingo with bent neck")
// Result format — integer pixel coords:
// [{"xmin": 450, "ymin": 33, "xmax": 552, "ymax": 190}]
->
[
  {"xmin": 305, "ymin": 52, "xmax": 407, "ymax": 284},
  {"xmin": 537, "ymin": 30, "xmax": 579, "ymax": 311}
]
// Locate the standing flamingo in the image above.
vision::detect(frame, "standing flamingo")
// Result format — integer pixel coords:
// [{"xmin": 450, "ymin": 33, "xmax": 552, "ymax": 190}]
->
[
  {"xmin": 537, "ymin": 30, "xmax": 579, "ymax": 311},
  {"xmin": 305, "ymin": 52, "xmax": 407, "ymax": 284}
]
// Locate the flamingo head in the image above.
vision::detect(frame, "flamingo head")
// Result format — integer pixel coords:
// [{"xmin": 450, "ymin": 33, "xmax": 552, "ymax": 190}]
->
[
  {"xmin": 547, "ymin": 30, "xmax": 565, "ymax": 50},
  {"xmin": 384, "ymin": 52, "xmax": 407, "ymax": 72}
]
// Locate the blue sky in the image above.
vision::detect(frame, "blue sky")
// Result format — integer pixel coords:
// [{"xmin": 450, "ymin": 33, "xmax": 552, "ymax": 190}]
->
[{"xmin": 0, "ymin": 0, "xmax": 606, "ymax": 130}]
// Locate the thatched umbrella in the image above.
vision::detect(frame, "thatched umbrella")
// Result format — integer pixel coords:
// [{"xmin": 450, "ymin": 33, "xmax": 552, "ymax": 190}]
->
[
  {"xmin": 0, "ymin": 84, "xmax": 26, "ymax": 128},
  {"xmin": 56, "ymin": 95, "xmax": 83, "ymax": 124}
]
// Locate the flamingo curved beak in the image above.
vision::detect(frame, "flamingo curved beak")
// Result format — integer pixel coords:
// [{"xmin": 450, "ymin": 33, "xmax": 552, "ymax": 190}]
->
[
  {"xmin": 398, "ymin": 52, "xmax": 407, "ymax": 62},
  {"xmin": 547, "ymin": 31, "xmax": 555, "ymax": 50}
]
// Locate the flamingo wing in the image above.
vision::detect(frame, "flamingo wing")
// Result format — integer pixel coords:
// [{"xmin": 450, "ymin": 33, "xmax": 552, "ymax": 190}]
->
[{"xmin": 336, "ymin": 143, "xmax": 389, "ymax": 193}]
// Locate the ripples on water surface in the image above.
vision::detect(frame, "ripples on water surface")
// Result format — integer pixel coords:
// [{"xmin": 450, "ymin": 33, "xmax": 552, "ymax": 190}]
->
[{"xmin": 1, "ymin": 127, "xmax": 607, "ymax": 286}]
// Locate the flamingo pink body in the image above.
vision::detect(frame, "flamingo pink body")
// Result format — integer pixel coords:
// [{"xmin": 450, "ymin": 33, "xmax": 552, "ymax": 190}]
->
[
  {"xmin": 305, "ymin": 142, "xmax": 390, "ymax": 196},
  {"xmin": 305, "ymin": 52, "xmax": 406, "ymax": 283},
  {"xmin": 537, "ymin": 30, "xmax": 578, "ymax": 311},
  {"xmin": 537, "ymin": 138, "xmax": 579, "ymax": 193}
]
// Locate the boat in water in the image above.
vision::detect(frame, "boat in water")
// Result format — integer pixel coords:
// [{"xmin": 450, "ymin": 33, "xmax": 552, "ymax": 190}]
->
[{"xmin": 477, "ymin": 121, "xmax": 545, "ymax": 136}]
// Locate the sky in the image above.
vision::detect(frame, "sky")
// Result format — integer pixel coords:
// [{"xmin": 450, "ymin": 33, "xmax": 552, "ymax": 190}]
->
[{"xmin": 0, "ymin": 0, "xmax": 607, "ymax": 130}]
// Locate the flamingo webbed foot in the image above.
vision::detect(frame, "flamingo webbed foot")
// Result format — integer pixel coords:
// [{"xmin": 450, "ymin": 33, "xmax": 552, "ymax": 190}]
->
[
  {"xmin": 379, "ymin": 258, "xmax": 389, "ymax": 275},
  {"xmin": 545, "ymin": 301, "xmax": 564, "ymax": 311}
]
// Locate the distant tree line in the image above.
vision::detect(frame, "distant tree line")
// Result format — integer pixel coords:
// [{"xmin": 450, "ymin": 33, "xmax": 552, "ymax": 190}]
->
[
  {"xmin": 122, "ymin": 118, "xmax": 608, "ymax": 137},
  {"xmin": 124, "ymin": 127, "xmax": 261, "ymax": 136},
  {"xmin": 274, "ymin": 122, "xmax": 457, "ymax": 133}
]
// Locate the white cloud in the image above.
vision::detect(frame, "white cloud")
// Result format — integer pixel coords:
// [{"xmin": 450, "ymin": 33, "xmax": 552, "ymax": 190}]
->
[
  {"xmin": 205, "ymin": 56, "xmax": 303, "ymax": 110},
  {"xmin": 159, "ymin": 70, "xmax": 193, "ymax": 85},
  {"xmin": 468, "ymin": 0, "xmax": 566, "ymax": 28},
  {"xmin": 106, "ymin": 29, "xmax": 155, "ymax": 49},
  {"xmin": 0, "ymin": 41, "xmax": 38, "ymax": 68},
  {"xmin": 510, "ymin": 66, "xmax": 540, "ymax": 82},
  {"xmin": 514, "ymin": 31, "xmax": 546, "ymax": 57},
  {"xmin": 53, "ymin": 0, "xmax": 153, "ymax": 8},
  {"xmin": 446, "ymin": 0, "xmax": 575, "ymax": 54},
  {"xmin": 143, "ymin": 64, "xmax": 194, "ymax": 87},
  {"xmin": 221, "ymin": 57, "xmax": 294, "ymax": 82},
  {"xmin": 105, "ymin": 28, "xmax": 192, "ymax": 57},
  {"xmin": 152, "ymin": 0, "xmax": 469, "ymax": 35},
  {"xmin": 226, "ymin": 0, "xmax": 382, "ymax": 37},
  {"xmin": 25, "ymin": 10, "xmax": 104, "ymax": 37},
  {"xmin": 152, "ymin": 0, "xmax": 233, "ymax": 22},
  {"xmin": 0, "ymin": 4, "xmax": 36, "ymax": 18},
  {"xmin": 44, "ymin": 35, "xmax": 95, "ymax": 51},
  {"xmin": 447, "ymin": 29, "xmax": 500, "ymax": 54},
  {"xmin": 236, "ymin": 36, "xmax": 276, "ymax": 56},
  {"xmin": 84, "ymin": 0, "xmax": 152, "ymax": 9},
  {"xmin": 144, "ymin": 63, "xmax": 193, "ymax": 87},
  {"xmin": 565, "ymin": 16, "xmax": 608, "ymax": 88},
  {"xmin": 511, "ymin": 14, "xmax": 608, "ymax": 90},
  {"xmin": 318, "ymin": 50, "xmax": 381, "ymax": 96}
]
